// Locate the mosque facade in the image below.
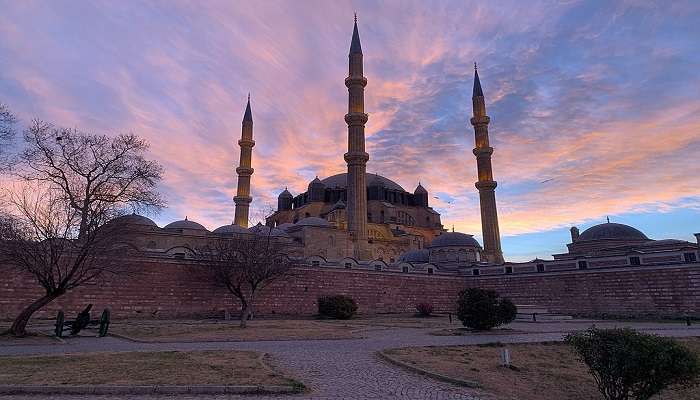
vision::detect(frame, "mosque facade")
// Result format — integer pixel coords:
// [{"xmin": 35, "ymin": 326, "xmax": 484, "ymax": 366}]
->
[{"xmin": 106, "ymin": 18, "xmax": 699, "ymax": 274}]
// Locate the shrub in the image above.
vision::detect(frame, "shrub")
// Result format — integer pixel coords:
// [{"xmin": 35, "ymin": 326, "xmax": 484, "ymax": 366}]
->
[
  {"xmin": 456, "ymin": 288, "xmax": 517, "ymax": 330},
  {"xmin": 415, "ymin": 302, "xmax": 434, "ymax": 317},
  {"xmin": 318, "ymin": 295, "xmax": 357, "ymax": 319},
  {"xmin": 565, "ymin": 328, "xmax": 700, "ymax": 400}
]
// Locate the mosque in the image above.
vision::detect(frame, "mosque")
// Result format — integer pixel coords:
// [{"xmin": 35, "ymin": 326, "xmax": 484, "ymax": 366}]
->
[{"xmin": 108, "ymin": 18, "xmax": 699, "ymax": 275}]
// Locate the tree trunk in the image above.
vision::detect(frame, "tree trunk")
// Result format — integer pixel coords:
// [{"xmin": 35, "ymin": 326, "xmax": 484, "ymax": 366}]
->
[
  {"xmin": 9, "ymin": 293, "xmax": 59, "ymax": 337},
  {"xmin": 240, "ymin": 305, "xmax": 249, "ymax": 328}
]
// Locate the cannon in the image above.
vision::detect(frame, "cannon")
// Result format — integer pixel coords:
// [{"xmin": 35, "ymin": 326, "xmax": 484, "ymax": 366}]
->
[{"xmin": 54, "ymin": 304, "xmax": 110, "ymax": 338}]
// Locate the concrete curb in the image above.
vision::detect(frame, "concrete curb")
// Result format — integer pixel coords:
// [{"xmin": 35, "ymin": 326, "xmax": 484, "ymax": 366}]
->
[
  {"xmin": 109, "ymin": 332, "xmax": 364, "ymax": 344},
  {"xmin": 377, "ymin": 351, "xmax": 480, "ymax": 388},
  {"xmin": 0, "ymin": 384, "xmax": 300, "ymax": 395}
]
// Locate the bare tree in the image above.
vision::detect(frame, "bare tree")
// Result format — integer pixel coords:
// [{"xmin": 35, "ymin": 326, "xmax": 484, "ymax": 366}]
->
[
  {"xmin": 0, "ymin": 121, "xmax": 164, "ymax": 336},
  {"xmin": 17, "ymin": 120, "xmax": 165, "ymax": 238},
  {"xmin": 0, "ymin": 102, "xmax": 17, "ymax": 169},
  {"xmin": 198, "ymin": 230, "xmax": 296, "ymax": 328},
  {"xmin": 0, "ymin": 186, "xmax": 130, "ymax": 337}
]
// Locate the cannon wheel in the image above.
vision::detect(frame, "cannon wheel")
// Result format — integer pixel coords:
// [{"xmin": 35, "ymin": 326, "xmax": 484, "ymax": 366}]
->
[
  {"xmin": 54, "ymin": 311, "xmax": 65, "ymax": 338},
  {"xmin": 98, "ymin": 309, "xmax": 110, "ymax": 337}
]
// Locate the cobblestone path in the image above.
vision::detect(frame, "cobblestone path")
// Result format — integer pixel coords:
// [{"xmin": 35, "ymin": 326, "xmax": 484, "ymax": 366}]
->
[{"xmin": 2, "ymin": 321, "xmax": 698, "ymax": 400}]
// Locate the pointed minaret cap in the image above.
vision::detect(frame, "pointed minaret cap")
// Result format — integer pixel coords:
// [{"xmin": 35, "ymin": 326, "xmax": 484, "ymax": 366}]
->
[
  {"xmin": 472, "ymin": 63, "xmax": 484, "ymax": 98},
  {"xmin": 350, "ymin": 14, "xmax": 362, "ymax": 55},
  {"xmin": 243, "ymin": 93, "xmax": 252, "ymax": 122}
]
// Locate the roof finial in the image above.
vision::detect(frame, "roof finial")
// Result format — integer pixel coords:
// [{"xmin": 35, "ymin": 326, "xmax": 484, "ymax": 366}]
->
[
  {"xmin": 607, "ymin": 216, "xmax": 610, "ymax": 223},
  {"xmin": 474, "ymin": 62, "xmax": 477, "ymax": 71},
  {"xmin": 185, "ymin": 215, "xmax": 188, "ymax": 221},
  {"xmin": 354, "ymin": 12, "xmax": 357, "ymax": 24},
  {"xmin": 452, "ymin": 225, "xmax": 455, "ymax": 233},
  {"xmin": 247, "ymin": 92, "xmax": 250, "ymax": 102}
]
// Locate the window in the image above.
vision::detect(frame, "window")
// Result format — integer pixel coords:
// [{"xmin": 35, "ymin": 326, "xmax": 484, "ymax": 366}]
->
[
  {"xmin": 505, "ymin": 266, "xmax": 513, "ymax": 274},
  {"xmin": 147, "ymin": 241, "xmax": 157, "ymax": 249},
  {"xmin": 472, "ymin": 269, "xmax": 480, "ymax": 276},
  {"xmin": 402, "ymin": 266, "xmax": 409, "ymax": 273},
  {"xmin": 173, "ymin": 252, "xmax": 185, "ymax": 259},
  {"xmin": 629, "ymin": 256, "xmax": 641, "ymax": 266},
  {"xmin": 537, "ymin": 263, "xmax": 545, "ymax": 273},
  {"xmin": 344, "ymin": 263, "xmax": 352, "ymax": 269},
  {"xmin": 374, "ymin": 265, "xmax": 382, "ymax": 271},
  {"xmin": 427, "ymin": 268, "xmax": 434, "ymax": 275},
  {"xmin": 389, "ymin": 257, "xmax": 395, "ymax": 263},
  {"xmin": 684, "ymin": 252, "xmax": 698, "ymax": 263},
  {"xmin": 578, "ymin": 260, "xmax": 588, "ymax": 270},
  {"xmin": 312, "ymin": 261, "xmax": 320, "ymax": 267}
]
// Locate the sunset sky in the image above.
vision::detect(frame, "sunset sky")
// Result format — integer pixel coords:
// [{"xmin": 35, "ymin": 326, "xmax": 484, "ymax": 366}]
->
[{"xmin": 1, "ymin": 1, "xmax": 699, "ymax": 261}]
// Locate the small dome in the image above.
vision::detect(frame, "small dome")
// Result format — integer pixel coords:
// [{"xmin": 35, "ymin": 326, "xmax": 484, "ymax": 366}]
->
[
  {"xmin": 309, "ymin": 176, "xmax": 324, "ymax": 186},
  {"xmin": 109, "ymin": 214, "xmax": 158, "ymax": 228},
  {"xmin": 212, "ymin": 224, "xmax": 249, "ymax": 235},
  {"xmin": 398, "ymin": 249, "xmax": 429, "ymax": 263},
  {"xmin": 164, "ymin": 217, "xmax": 208, "ymax": 231},
  {"xmin": 277, "ymin": 223, "xmax": 295, "ymax": 232},
  {"xmin": 295, "ymin": 217, "xmax": 331, "ymax": 227},
  {"xmin": 429, "ymin": 232, "xmax": 481, "ymax": 248},
  {"xmin": 248, "ymin": 223, "xmax": 289, "ymax": 237},
  {"xmin": 579, "ymin": 223, "xmax": 648, "ymax": 241},
  {"xmin": 414, "ymin": 183, "xmax": 427, "ymax": 194},
  {"xmin": 278, "ymin": 188, "xmax": 293, "ymax": 198}
]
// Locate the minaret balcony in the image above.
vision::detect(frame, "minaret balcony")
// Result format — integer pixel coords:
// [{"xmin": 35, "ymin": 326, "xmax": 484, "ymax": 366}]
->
[
  {"xmin": 344, "ymin": 151, "xmax": 369, "ymax": 165},
  {"xmin": 236, "ymin": 166, "xmax": 254, "ymax": 176},
  {"xmin": 233, "ymin": 195, "xmax": 252, "ymax": 205},
  {"xmin": 344, "ymin": 112, "xmax": 369, "ymax": 125},
  {"xmin": 238, "ymin": 139, "xmax": 255, "ymax": 147},
  {"xmin": 470, "ymin": 116, "xmax": 490, "ymax": 126},
  {"xmin": 345, "ymin": 76, "xmax": 367, "ymax": 88},
  {"xmin": 475, "ymin": 180, "xmax": 498, "ymax": 190},
  {"xmin": 472, "ymin": 147, "xmax": 494, "ymax": 156}
]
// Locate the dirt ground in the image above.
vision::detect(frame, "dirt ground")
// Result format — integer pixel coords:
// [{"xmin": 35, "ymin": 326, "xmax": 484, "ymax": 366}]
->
[
  {"xmin": 0, "ymin": 350, "xmax": 302, "ymax": 388},
  {"xmin": 383, "ymin": 338, "xmax": 700, "ymax": 400}
]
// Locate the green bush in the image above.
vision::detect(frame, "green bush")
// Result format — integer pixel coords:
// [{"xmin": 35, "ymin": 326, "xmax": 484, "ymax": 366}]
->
[
  {"xmin": 456, "ymin": 288, "xmax": 517, "ymax": 330},
  {"xmin": 565, "ymin": 328, "xmax": 700, "ymax": 400},
  {"xmin": 318, "ymin": 295, "xmax": 357, "ymax": 319}
]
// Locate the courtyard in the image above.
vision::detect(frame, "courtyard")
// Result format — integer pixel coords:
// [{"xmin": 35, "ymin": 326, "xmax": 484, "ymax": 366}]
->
[{"xmin": 1, "ymin": 315, "xmax": 699, "ymax": 399}]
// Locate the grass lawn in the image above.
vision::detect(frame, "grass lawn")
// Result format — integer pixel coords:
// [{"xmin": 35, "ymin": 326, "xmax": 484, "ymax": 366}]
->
[
  {"xmin": 383, "ymin": 338, "xmax": 700, "ymax": 400},
  {"xmin": 109, "ymin": 318, "xmax": 363, "ymax": 342},
  {"xmin": 0, "ymin": 350, "xmax": 303, "ymax": 389}
]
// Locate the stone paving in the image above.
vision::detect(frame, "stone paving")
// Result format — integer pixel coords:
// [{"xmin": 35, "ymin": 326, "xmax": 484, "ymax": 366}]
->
[{"xmin": 2, "ymin": 320, "xmax": 699, "ymax": 400}]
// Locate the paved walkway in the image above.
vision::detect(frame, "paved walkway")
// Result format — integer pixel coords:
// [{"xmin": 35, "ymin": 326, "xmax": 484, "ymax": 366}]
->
[{"xmin": 2, "ymin": 320, "xmax": 698, "ymax": 400}]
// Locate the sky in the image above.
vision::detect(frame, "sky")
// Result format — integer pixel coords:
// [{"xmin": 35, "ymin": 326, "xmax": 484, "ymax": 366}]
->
[{"xmin": 1, "ymin": 0, "xmax": 699, "ymax": 261}]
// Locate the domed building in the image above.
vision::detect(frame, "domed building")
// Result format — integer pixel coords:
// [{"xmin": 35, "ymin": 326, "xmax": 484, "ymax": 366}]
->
[{"xmin": 553, "ymin": 220, "xmax": 698, "ymax": 260}]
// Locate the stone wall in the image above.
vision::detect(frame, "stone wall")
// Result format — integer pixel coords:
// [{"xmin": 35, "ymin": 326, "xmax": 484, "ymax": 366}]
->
[
  {"xmin": 1, "ymin": 259, "xmax": 698, "ymax": 320},
  {"xmin": 467, "ymin": 264, "xmax": 700, "ymax": 318}
]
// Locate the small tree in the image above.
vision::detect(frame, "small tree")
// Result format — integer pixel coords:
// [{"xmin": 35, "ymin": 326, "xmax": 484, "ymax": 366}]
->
[
  {"xmin": 566, "ymin": 328, "xmax": 699, "ymax": 400},
  {"xmin": 456, "ymin": 288, "xmax": 517, "ymax": 330},
  {"xmin": 198, "ymin": 231, "xmax": 295, "ymax": 328}
]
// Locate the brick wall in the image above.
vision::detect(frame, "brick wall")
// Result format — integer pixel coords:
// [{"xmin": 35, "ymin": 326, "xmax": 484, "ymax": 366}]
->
[{"xmin": 1, "ymin": 259, "xmax": 698, "ymax": 320}]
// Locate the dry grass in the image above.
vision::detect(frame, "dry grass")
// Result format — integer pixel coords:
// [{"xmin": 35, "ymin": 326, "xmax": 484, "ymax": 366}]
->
[
  {"xmin": 0, "ymin": 350, "xmax": 301, "ymax": 387},
  {"xmin": 110, "ymin": 319, "xmax": 362, "ymax": 342},
  {"xmin": 384, "ymin": 338, "xmax": 700, "ymax": 400}
]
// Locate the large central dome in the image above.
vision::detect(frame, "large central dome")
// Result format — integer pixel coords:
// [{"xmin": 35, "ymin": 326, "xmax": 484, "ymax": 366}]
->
[{"xmin": 321, "ymin": 173, "xmax": 405, "ymax": 192}]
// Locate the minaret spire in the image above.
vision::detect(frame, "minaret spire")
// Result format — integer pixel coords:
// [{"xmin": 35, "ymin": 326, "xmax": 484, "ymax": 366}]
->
[
  {"xmin": 470, "ymin": 65, "xmax": 504, "ymax": 264},
  {"xmin": 234, "ymin": 95, "xmax": 255, "ymax": 227},
  {"xmin": 344, "ymin": 15, "xmax": 370, "ymax": 259}
]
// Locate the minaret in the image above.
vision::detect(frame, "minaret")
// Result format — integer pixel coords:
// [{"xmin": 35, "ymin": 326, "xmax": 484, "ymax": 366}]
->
[
  {"xmin": 470, "ymin": 64, "xmax": 504, "ymax": 264},
  {"xmin": 344, "ymin": 14, "xmax": 369, "ymax": 259},
  {"xmin": 233, "ymin": 95, "xmax": 255, "ymax": 227}
]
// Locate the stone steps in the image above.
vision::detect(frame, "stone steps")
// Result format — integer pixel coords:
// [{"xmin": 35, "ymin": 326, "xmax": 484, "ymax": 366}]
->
[{"xmin": 515, "ymin": 304, "xmax": 573, "ymax": 322}]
